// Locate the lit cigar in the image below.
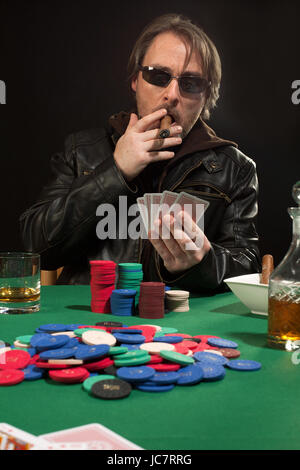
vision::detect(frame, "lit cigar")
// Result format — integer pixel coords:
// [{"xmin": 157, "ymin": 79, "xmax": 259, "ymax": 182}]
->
[
  {"xmin": 159, "ymin": 115, "xmax": 172, "ymax": 138},
  {"xmin": 260, "ymin": 254, "xmax": 274, "ymax": 284}
]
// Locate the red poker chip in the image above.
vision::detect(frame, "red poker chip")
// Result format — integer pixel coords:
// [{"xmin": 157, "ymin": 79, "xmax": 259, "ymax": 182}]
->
[
  {"xmin": 148, "ymin": 363, "xmax": 181, "ymax": 372},
  {"xmin": 49, "ymin": 367, "xmax": 90, "ymax": 383},
  {"xmin": 35, "ymin": 361, "xmax": 76, "ymax": 369},
  {"xmin": 29, "ymin": 354, "xmax": 40, "ymax": 365},
  {"xmin": 148, "ymin": 354, "xmax": 164, "ymax": 364},
  {"xmin": 84, "ymin": 357, "xmax": 114, "ymax": 371},
  {"xmin": 178, "ymin": 340, "xmax": 198, "ymax": 350},
  {"xmin": 0, "ymin": 349, "xmax": 31, "ymax": 370},
  {"xmin": 0, "ymin": 369, "xmax": 25, "ymax": 386},
  {"xmin": 165, "ymin": 333, "xmax": 192, "ymax": 339},
  {"xmin": 174, "ymin": 343, "xmax": 190, "ymax": 355},
  {"xmin": 77, "ymin": 325, "xmax": 107, "ymax": 330},
  {"xmin": 193, "ymin": 343, "xmax": 220, "ymax": 353}
]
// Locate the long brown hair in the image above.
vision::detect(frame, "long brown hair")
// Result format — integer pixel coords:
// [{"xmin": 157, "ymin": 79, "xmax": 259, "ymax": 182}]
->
[{"xmin": 127, "ymin": 13, "xmax": 222, "ymax": 120}]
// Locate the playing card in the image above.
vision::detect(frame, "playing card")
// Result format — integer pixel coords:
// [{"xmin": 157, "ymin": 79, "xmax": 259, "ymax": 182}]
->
[
  {"xmin": 173, "ymin": 191, "xmax": 209, "ymax": 223},
  {"xmin": 150, "ymin": 193, "xmax": 163, "ymax": 231},
  {"xmin": 0, "ymin": 423, "xmax": 51, "ymax": 450},
  {"xmin": 40, "ymin": 423, "xmax": 143, "ymax": 450},
  {"xmin": 143, "ymin": 193, "xmax": 152, "ymax": 231}
]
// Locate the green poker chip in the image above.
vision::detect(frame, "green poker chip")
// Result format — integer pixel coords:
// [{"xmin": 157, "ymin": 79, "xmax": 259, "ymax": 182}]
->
[
  {"xmin": 114, "ymin": 354, "xmax": 151, "ymax": 367},
  {"xmin": 116, "ymin": 350, "xmax": 149, "ymax": 360},
  {"xmin": 16, "ymin": 335, "xmax": 33, "ymax": 345},
  {"xmin": 159, "ymin": 350, "xmax": 195, "ymax": 365},
  {"xmin": 82, "ymin": 375, "xmax": 116, "ymax": 393},
  {"xmin": 108, "ymin": 346, "xmax": 129, "ymax": 356}
]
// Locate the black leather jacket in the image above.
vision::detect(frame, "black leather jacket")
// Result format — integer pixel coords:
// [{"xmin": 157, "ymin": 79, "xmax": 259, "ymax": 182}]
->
[{"xmin": 20, "ymin": 119, "xmax": 261, "ymax": 293}]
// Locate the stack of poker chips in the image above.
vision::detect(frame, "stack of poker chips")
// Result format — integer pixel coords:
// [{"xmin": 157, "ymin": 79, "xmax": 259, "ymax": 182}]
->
[
  {"xmin": 110, "ymin": 289, "xmax": 137, "ymax": 316},
  {"xmin": 117, "ymin": 263, "xmax": 143, "ymax": 305},
  {"xmin": 165, "ymin": 290, "xmax": 190, "ymax": 312},
  {"xmin": 138, "ymin": 282, "xmax": 165, "ymax": 319},
  {"xmin": 89, "ymin": 260, "xmax": 116, "ymax": 313}
]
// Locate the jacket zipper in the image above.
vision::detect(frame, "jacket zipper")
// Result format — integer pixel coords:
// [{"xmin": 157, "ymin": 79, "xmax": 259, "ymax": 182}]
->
[{"xmin": 176, "ymin": 183, "xmax": 232, "ymax": 203}]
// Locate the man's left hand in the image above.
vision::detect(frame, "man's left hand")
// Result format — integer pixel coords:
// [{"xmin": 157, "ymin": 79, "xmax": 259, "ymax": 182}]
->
[{"xmin": 148, "ymin": 210, "xmax": 211, "ymax": 274}]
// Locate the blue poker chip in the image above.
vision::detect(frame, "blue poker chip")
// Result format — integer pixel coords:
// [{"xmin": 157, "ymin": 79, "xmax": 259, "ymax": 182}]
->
[
  {"xmin": 196, "ymin": 363, "xmax": 226, "ymax": 381},
  {"xmin": 64, "ymin": 338, "xmax": 80, "ymax": 348},
  {"xmin": 39, "ymin": 348, "xmax": 75, "ymax": 360},
  {"xmin": 64, "ymin": 324, "xmax": 86, "ymax": 331},
  {"xmin": 31, "ymin": 334, "xmax": 70, "ymax": 352},
  {"xmin": 38, "ymin": 324, "xmax": 68, "ymax": 333},
  {"xmin": 113, "ymin": 333, "xmax": 145, "ymax": 344},
  {"xmin": 74, "ymin": 344, "xmax": 110, "ymax": 361},
  {"xmin": 207, "ymin": 337, "xmax": 238, "ymax": 349},
  {"xmin": 149, "ymin": 371, "xmax": 180, "ymax": 385},
  {"xmin": 226, "ymin": 359, "xmax": 262, "ymax": 371},
  {"xmin": 135, "ymin": 382, "xmax": 175, "ymax": 392},
  {"xmin": 177, "ymin": 365, "xmax": 204, "ymax": 385},
  {"xmin": 153, "ymin": 336, "xmax": 183, "ymax": 344},
  {"xmin": 30, "ymin": 333, "xmax": 52, "ymax": 348},
  {"xmin": 193, "ymin": 351, "xmax": 229, "ymax": 366},
  {"xmin": 111, "ymin": 329, "xmax": 143, "ymax": 334},
  {"xmin": 116, "ymin": 366, "xmax": 155, "ymax": 383},
  {"xmin": 23, "ymin": 365, "xmax": 45, "ymax": 381}
]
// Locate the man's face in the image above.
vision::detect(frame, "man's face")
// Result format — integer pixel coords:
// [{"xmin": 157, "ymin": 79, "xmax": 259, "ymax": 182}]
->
[{"xmin": 131, "ymin": 31, "xmax": 207, "ymax": 139}]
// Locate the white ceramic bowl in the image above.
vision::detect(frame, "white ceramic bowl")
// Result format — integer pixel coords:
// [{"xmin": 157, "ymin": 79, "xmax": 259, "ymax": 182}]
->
[{"xmin": 224, "ymin": 273, "xmax": 268, "ymax": 316}]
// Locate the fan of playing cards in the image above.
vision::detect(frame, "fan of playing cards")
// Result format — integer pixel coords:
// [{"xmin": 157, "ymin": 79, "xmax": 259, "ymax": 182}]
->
[{"xmin": 137, "ymin": 190, "xmax": 210, "ymax": 236}]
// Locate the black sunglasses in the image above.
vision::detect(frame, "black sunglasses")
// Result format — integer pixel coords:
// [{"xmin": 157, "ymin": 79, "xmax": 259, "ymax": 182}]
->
[{"xmin": 138, "ymin": 65, "xmax": 211, "ymax": 94}]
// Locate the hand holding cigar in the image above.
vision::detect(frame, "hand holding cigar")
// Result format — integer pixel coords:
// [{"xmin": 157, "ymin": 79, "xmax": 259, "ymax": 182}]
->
[
  {"xmin": 159, "ymin": 115, "xmax": 173, "ymax": 138},
  {"xmin": 260, "ymin": 254, "xmax": 274, "ymax": 284}
]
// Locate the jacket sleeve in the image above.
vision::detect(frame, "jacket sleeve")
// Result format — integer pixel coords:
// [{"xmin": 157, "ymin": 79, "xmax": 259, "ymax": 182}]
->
[
  {"xmin": 156, "ymin": 156, "xmax": 261, "ymax": 294},
  {"xmin": 19, "ymin": 131, "xmax": 138, "ymax": 270}
]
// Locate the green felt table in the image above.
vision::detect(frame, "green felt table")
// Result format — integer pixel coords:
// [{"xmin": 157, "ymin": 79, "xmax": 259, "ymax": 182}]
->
[{"xmin": 0, "ymin": 286, "xmax": 298, "ymax": 450}]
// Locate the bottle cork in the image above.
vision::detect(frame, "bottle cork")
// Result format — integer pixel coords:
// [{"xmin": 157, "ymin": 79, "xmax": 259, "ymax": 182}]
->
[{"xmin": 260, "ymin": 254, "xmax": 274, "ymax": 284}]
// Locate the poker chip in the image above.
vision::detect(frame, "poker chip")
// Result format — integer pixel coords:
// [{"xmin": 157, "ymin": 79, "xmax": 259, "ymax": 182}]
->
[
  {"xmin": 148, "ymin": 363, "xmax": 181, "ymax": 372},
  {"xmin": 117, "ymin": 263, "xmax": 143, "ymax": 306},
  {"xmin": 91, "ymin": 378, "xmax": 132, "ymax": 399},
  {"xmin": 110, "ymin": 289, "xmax": 137, "ymax": 316},
  {"xmin": 226, "ymin": 360, "xmax": 262, "ymax": 371},
  {"xmin": 113, "ymin": 333, "xmax": 145, "ymax": 344},
  {"xmin": 135, "ymin": 382, "xmax": 175, "ymax": 392},
  {"xmin": 39, "ymin": 348, "xmax": 76, "ymax": 360},
  {"xmin": 193, "ymin": 351, "xmax": 229, "ymax": 366},
  {"xmin": 153, "ymin": 336, "xmax": 183, "ymax": 344},
  {"xmin": 49, "ymin": 367, "xmax": 90, "ymax": 384},
  {"xmin": 108, "ymin": 346, "xmax": 128, "ymax": 356},
  {"xmin": 22, "ymin": 365, "xmax": 45, "ymax": 381},
  {"xmin": 116, "ymin": 365, "xmax": 155, "ymax": 383},
  {"xmin": 38, "ymin": 324, "xmax": 69, "ymax": 333},
  {"xmin": 82, "ymin": 330, "xmax": 116, "ymax": 346},
  {"xmin": 74, "ymin": 344, "xmax": 110, "ymax": 361},
  {"xmin": 15, "ymin": 335, "xmax": 33, "ymax": 346},
  {"xmin": 165, "ymin": 290, "xmax": 190, "ymax": 312},
  {"xmin": 0, "ymin": 369, "xmax": 25, "ymax": 386},
  {"xmin": 199, "ymin": 363, "xmax": 226, "ymax": 381},
  {"xmin": 139, "ymin": 342, "xmax": 175, "ymax": 354},
  {"xmin": 149, "ymin": 371, "xmax": 180, "ymax": 385},
  {"xmin": 95, "ymin": 321, "xmax": 124, "ymax": 328},
  {"xmin": 90, "ymin": 260, "xmax": 116, "ymax": 313},
  {"xmin": 207, "ymin": 337, "xmax": 238, "ymax": 349},
  {"xmin": 138, "ymin": 282, "xmax": 165, "ymax": 319},
  {"xmin": 0, "ymin": 349, "xmax": 31, "ymax": 370},
  {"xmin": 177, "ymin": 365, "xmax": 204, "ymax": 385},
  {"xmin": 82, "ymin": 374, "xmax": 116, "ymax": 393},
  {"xmin": 83, "ymin": 357, "xmax": 114, "ymax": 371},
  {"xmin": 31, "ymin": 334, "xmax": 70, "ymax": 352},
  {"xmin": 218, "ymin": 348, "xmax": 241, "ymax": 359},
  {"xmin": 114, "ymin": 355, "xmax": 151, "ymax": 367},
  {"xmin": 159, "ymin": 351, "xmax": 195, "ymax": 366}
]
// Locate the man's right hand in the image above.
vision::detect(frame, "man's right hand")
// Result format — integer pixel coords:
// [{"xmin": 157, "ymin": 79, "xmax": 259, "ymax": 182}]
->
[{"xmin": 113, "ymin": 109, "xmax": 182, "ymax": 181}]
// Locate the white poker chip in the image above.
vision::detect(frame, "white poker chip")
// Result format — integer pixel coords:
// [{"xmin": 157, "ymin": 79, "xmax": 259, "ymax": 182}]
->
[
  {"xmin": 13, "ymin": 340, "xmax": 30, "ymax": 348},
  {"xmin": 51, "ymin": 331, "xmax": 76, "ymax": 338},
  {"xmin": 142, "ymin": 324, "xmax": 162, "ymax": 332},
  {"xmin": 140, "ymin": 342, "xmax": 175, "ymax": 354},
  {"xmin": 203, "ymin": 349, "xmax": 223, "ymax": 356},
  {"xmin": 48, "ymin": 359, "xmax": 84, "ymax": 365},
  {"xmin": 82, "ymin": 330, "xmax": 116, "ymax": 346}
]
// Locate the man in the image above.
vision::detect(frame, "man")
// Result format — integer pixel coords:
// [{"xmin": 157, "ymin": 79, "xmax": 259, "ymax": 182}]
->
[{"xmin": 20, "ymin": 13, "xmax": 260, "ymax": 292}]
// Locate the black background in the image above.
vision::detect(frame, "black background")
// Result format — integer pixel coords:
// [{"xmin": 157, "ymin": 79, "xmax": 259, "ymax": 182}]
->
[{"xmin": 1, "ymin": 0, "xmax": 299, "ymax": 266}]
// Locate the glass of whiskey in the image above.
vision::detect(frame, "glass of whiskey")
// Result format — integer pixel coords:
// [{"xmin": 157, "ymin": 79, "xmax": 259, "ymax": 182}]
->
[{"xmin": 0, "ymin": 252, "xmax": 40, "ymax": 314}]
